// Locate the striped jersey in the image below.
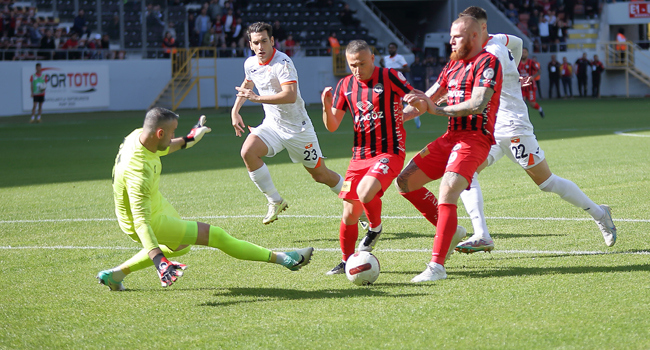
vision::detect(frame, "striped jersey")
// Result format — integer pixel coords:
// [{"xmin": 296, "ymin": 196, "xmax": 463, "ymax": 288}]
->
[
  {"xmin": 436, "ymin": 49, "xmax": 503, "ymax": 140},
  {"xmin": 332, "ymin": 66, "xmax": 413, "ymax": 160},
  {"xmin": 518, "ymin": 58, "xmax": 539, "ymax": 79}
]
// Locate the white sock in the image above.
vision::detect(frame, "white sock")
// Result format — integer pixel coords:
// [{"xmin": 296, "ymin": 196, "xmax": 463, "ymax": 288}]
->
[
  {"xmin": 538, "ymin": 174, "xmax": 604, "ymax": 219},
  {"xmin": 273, "ymin": 252, "xmax": 292, "ymax": 267},
  {"xmin": 459, "ymin": 173, "xmax": 490, "ymax": 239},
  {"xmin": 330, "ymin": 173, "xmax": 344, "ymax": 194},
  {"xmin": 110, "ymin": 268, "xmax": 126, "ymax": 282},
  {"xmin": 37, "ymin": 115, "xmax": 41, "ymax": 119},
  {"xmin": 30, "ymin": 115, "xmax": 35, "ymax": 120},
  {"xmin": 248, "ymin": 164, "xmax": 282, "ymax": 204},
  {"xmin": 369, "ymin": 223, "xmax": 382, "ymax": 232}
]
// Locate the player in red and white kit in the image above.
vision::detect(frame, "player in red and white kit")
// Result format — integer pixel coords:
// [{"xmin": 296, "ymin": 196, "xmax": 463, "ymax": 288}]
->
[
  {"xmin": 396, "ymin": 16, "xmax": 504, "ymax": 282},
  {"xmin": 519, "ymin": 47, "xmax": 545, "ymax": 118},
  {"xmin": 455, "ymin": 7, "xmax": 616, "ymax": 254},
  {"xmin": 321, "ymin": 40, "xmax": 429, "ymax": 275}
]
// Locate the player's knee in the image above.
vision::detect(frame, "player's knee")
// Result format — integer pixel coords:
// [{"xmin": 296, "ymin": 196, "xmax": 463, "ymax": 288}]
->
[{"xmin": 394, "ymin": 175, "xmax": 408, "ymax": 193}]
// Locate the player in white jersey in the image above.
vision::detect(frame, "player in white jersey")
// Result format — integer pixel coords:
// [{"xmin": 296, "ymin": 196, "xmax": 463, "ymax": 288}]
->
[
  {"xmin": 455, "ymin": 7, "xmax": 617, "ymax": 253},
  {"xmin": 231, "ymin": 22, "xmax": 344, "ymax": 224}
]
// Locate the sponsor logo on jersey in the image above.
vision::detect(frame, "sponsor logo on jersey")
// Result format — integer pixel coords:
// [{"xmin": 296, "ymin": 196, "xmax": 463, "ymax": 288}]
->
[
  {"xmin": 357, "ymin": 101, "xmax": 374, "ymax": 112},
  {"xmin": 452, "ymin": 144, "xmax": 462, "ymax": 151},
  {"xmin": 380, "ymin": 157, "xmax": 389, "ymax": 164},
  {"xmin": 345, "ymin": 91, "xmax": 353, "ymax": 96},
  {"xmin": 510, "ymin": 137, "xmax": 521, "ymax": 143},
  {"xmin": 397, "ymin": 71, "xmax": 407, "ymax": 81},
  {"xmin": 448, "ymin": 90, "xmax": 464, "ymax": 98},
  {"xmin": 373, "ymin": 83, "xmax": 383, "ymax": 94},
  {"xmin": 305, "ymin": 143, "xmax": 313, "ymax": 149},
  {"xmin": 483, "ymin": 68, "xmax": 495, "ymax": 79},
  {"xmin": 465, "ymin": 63, "xmax": 473, "ymax": 72},
  {"xmin": 448, "ymin": 79, "xmax": 457, "ymax": 88},
  {"xmin": 355, "ymin": 101, "xmax": 384, "ymax": 122}
]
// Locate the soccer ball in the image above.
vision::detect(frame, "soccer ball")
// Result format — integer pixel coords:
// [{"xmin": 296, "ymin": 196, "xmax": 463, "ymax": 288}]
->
[
  {"xmin": 345, "ymin": 251, "xmax": 380, "ymax": 286},
  {"xmin": 38, "ymin": 82, "xmax": 47, "ymax": 91}
]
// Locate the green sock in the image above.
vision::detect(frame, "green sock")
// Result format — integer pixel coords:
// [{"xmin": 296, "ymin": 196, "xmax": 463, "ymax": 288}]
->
[
  {"xmin": 118, "ymin": 245, "xmax": 191, "ymax": 275},
  {"xmin": 208, "ymin": 226, "xmax": 272, "ymax": 262}
]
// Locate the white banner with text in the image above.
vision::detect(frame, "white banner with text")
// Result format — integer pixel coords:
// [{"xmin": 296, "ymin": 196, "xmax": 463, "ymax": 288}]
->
[{"xmin": 22, "ymin": 64, "xmax": 110, "ymax": 111}]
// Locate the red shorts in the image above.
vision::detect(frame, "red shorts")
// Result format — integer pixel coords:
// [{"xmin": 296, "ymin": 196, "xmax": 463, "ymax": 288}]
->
[
  {"xmin": 412, "ymin": 131, "xmax": 492, "ymax": 185},
  {"xmin": 339, "ymin": 154, "xmax": 405, "ymax": 201},
  {"xmin": 522, "ymin": 86, "xmax": 537, "ymax": 103}
]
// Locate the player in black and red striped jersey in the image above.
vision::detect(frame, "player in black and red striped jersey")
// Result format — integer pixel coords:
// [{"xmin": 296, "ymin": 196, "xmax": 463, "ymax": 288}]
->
[
  {"xmin": 518, "ymin": 47, "xmax": 544, "ymax": 118},
  {"xmin": 396, "ymin": 17, "xmax": 503, "ymax": 282},
  {"xmin": 321, "ymin": 39, "xmax": 429, "ymax": 275}
]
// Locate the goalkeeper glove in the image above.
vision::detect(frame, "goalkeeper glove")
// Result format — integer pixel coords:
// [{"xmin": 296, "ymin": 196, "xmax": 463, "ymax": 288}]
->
[
  {"xmin": 153, "ymin": 253, "xmax": 187, "ymax": 287},
  {"xmin": 182, "ymin": 115, "xmax": 211, "ymax": 149}
]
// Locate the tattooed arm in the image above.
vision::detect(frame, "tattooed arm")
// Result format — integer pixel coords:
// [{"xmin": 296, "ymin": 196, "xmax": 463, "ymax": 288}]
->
[{"xmin": 429, "ymin": 86, "xmax": 494, "ymax": 117}]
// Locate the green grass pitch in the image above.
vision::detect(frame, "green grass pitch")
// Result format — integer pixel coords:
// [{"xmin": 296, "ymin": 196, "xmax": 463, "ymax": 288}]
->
[{"xmin": 1, "ymin": 98, "xmax": 649, "ymax": 349}]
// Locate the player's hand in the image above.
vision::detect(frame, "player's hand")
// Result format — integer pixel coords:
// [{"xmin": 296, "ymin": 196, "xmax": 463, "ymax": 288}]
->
[
  {"xmin": 231, "ymin": 112, "xmax": 246, "ymax": 137},
  {"xmin": 321, "ymin": 87, "xmax": 333, "ymax": 107},
  {"xmin": 154, "ymin": 255, "xmax": 187, "ymax": 287},
  {"xmin": 235, "ymin": 86, "xmax": 259, "ymax": 102},
  {"xmin": 182, "ymin": 115, "xmax": 211, "ymax": 149},
  {"xmin": 435, "ymin": 94, "xmax": 447, "ymax": 106}
]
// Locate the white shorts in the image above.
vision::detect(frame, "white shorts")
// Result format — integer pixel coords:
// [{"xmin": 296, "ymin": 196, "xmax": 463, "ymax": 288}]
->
[
  {"xmin": 487, "ymin": 135, "xmax": 546, "ymax": 170},
  {"xmin": 250, "ymin": 122, "xmax": 323, "ymax": 168}
]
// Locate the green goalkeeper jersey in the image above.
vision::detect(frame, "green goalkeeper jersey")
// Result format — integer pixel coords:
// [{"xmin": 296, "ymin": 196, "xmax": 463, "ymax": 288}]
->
[{"xmin": 112, "ymin": 128, "xmax": 170, "ymax": 251}]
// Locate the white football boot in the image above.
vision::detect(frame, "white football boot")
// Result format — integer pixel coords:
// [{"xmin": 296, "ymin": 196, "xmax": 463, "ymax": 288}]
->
[
  {"xmin": 411, "ymin": 262, "xmax": 447, "ymax": 283},
  {"xmin": 595, "ymin": 204, "xmax": 617, "ymax": 247},
  {"xmin": 263, "ymin": 199, "xmax": 288, "ymax": 225}
]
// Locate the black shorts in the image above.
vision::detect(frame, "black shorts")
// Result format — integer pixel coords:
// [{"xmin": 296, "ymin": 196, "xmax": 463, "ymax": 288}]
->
[{"xmin": 33, "ymin": 95, "xmax": 44, "ymax": 103}]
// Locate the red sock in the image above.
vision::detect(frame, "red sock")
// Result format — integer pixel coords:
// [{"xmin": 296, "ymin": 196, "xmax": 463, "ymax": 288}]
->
[
  {"xmin": 361, "ymin": 195, "xmax": 382, "ymax": 229},
  {"xmin": 340, "ymin": 221, "xmax": 358, "ymax": 261},
  {"xmin": 533, "ymin": 102, "xmax": 540, "ymax": 110},
  {"xmin": 431, "ymin": 203, "xmax": 458, "ymax": 266},
  {"xmin": 400, "ymin": 187, "xmax": 439, "ymax": 226}
]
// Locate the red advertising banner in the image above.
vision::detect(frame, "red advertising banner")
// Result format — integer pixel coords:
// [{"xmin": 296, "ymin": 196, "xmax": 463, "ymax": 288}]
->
[{"xmin": 629, "ymin": 3, "xmax": 650, "ymax": 18}]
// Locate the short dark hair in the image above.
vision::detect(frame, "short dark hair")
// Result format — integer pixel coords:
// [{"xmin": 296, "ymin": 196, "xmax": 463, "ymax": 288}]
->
[
  {"xmin": 346, "ymin": 40, "xmax": 371, "ymax": 54},
  {"xmin": 143, "ymin": 107, "xmax": 179, "ymax": 130},
  {"xmin": 388, "ymin": 42, "xmax": 398, "ymax": 48},
  {"xmin": 459, "ymin": 6, "xmax": 488, "ymax": 21},
  {"xmin": 247, "ymin": 22, "xmax": 273, "ymax": 41},
  {"xmin": 35, "ymin": 62, "xmax": 41, "ymax": 68}
]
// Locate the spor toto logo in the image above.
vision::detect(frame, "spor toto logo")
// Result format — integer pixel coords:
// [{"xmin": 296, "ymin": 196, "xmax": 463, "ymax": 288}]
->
[{"xmin": 41, "ymin": 67, "xmax": 100, "ymax": 92}]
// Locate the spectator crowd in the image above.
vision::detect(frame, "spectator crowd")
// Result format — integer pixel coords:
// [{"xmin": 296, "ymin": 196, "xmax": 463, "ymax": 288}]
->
[
  {"xmin": 1, "ymin": 4, "xmax": 124, "ymax": 60},
  {"xmin": 494, "ymin": 0, "xmax": 600, "ymax": 53}
]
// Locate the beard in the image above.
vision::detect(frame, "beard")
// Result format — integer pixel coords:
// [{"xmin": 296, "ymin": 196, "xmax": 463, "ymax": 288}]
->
[{"xmin": 450, "ymin": 40, "xmax": 474, "ymax": 61}]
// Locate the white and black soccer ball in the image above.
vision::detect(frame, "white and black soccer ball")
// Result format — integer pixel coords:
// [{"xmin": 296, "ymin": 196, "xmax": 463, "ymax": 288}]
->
[
  {"xmin": 345, "ymin": 251, "xmax": 380, "ymax": 286},
  {"xmin": 38, "ymin": 82, "xmax": 47, "ymax": 91}
]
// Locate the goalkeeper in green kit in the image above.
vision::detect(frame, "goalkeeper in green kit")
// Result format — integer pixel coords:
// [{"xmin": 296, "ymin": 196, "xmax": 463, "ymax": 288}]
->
[{"xmin": 97, "ymin": 107, "xmax": 313, "ymax": 291}]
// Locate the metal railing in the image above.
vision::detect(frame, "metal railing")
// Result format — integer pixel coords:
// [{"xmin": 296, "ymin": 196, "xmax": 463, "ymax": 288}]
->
[{"xmin": 1, "ymin": 45, "xmax": 381, "ymax": 61}]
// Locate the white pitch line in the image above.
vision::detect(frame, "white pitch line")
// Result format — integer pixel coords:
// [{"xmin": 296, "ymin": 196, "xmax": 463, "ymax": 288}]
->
[
  {"xmin": 614, "ymin": 129, "xmax": 650, "ymax": 137},
  {"xmin": 2, "ymin": 215, "xmax": 650, "ymax": 224},
  {"xmin": 0, "ymin": 245, "xmax": 648, "ymax": 255}
]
